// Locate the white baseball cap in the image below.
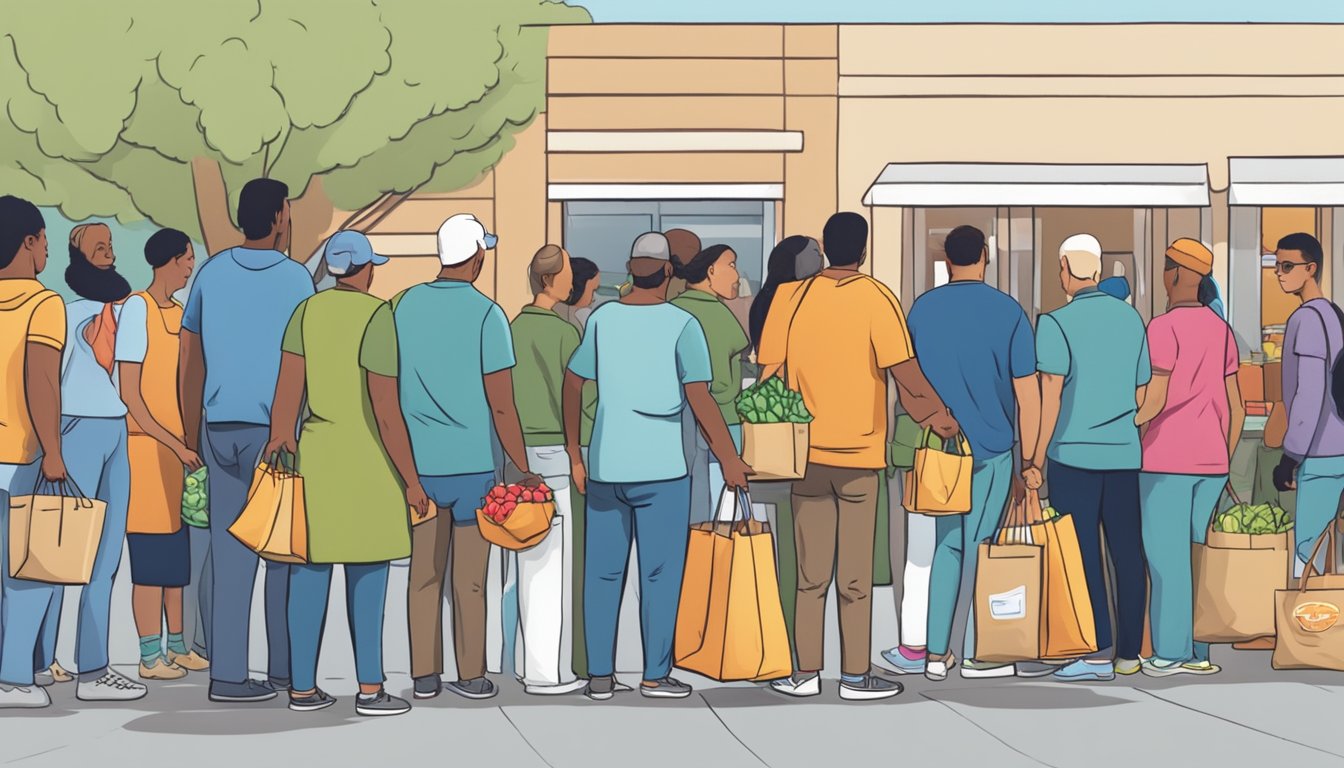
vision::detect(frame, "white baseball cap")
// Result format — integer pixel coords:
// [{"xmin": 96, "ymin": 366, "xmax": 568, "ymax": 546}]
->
[{"xmin": 436, "ymin": 214, "xmax": 498, "ymax": 266}]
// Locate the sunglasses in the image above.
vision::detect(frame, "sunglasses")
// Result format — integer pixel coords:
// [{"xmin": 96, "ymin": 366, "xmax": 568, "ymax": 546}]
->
[{"xmin": 1274, "ymin": 261, "xmax": 1313, "ymax": 275}]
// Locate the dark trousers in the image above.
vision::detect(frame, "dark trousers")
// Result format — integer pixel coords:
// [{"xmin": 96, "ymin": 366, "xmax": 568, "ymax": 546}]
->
[{"xmin": 1046, "ymin": 459, "xmax": 1146, "ymax": 661}]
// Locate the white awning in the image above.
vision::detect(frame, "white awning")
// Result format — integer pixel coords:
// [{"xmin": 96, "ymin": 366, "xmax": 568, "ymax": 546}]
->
[
  {"xmin": 1229, "ymin": 157, "xmax": 1344, "ymax": 206},
  {"xmin": 862, "ymin": 163, "xmax": 1210, "ymax": 207},
  {"xmin": 548, "ymin": 183, "xmax": 784, "ymax": 201}
]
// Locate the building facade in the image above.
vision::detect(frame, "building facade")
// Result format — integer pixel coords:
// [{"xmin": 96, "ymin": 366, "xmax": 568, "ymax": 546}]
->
[{"xmin": 359, "ymin": 23, "xmax": 1344, "ymax": 367}]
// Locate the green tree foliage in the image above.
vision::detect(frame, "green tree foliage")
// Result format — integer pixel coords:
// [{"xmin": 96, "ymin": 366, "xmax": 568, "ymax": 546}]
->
[{"xmin": 0, "ymin": 0, "xmax": 589, "ymax": 244}]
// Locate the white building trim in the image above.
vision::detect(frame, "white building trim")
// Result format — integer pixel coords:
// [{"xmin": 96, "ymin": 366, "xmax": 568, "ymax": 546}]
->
[
  {"xmin": 547, "ymin": 130, "xmax": 804, "ymax": 153},
  {"xmin": 548, "ymin": 183, "xmax": 785, "ymax": 200},
  {"xmin": 863, "ymin": 163, "xmax": 1210, "ymax": 208}
]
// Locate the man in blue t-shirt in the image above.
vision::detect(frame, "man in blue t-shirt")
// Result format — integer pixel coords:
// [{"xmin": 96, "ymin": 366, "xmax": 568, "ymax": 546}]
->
[
  {"xmin": 392, "ymin": 213, "xmax": 538, "ymax": 702},
  {"xmin": 881, "ymin": 225, "xmax": 1040, "ymax": 682},
  {"xmin": 181, "ymin": 178, "xmax": 314, "ymax": 704},
  {"xmin": 563, "ymin": 232, "xmax": 750, "ymax": 702}
]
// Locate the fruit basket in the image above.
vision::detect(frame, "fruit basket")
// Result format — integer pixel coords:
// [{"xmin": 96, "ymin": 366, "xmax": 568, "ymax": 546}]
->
[{"xmin": 476, "ymin": 482, "xmax": 557, "ymax": 550}]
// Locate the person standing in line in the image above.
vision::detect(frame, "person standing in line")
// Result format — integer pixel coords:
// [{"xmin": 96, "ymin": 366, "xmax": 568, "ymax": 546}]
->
[
  {"xmin": 505, "ymin": 244, "xmax": 587, "ymax": 695},
  {"xmin": 747, "ymin": 236, "xmax": 823, "ymax": 354},
  {"xmin": 266, "ymin": 231, "xmax": 419, "ymax": 716},
  {"xmin": 883, "ymin": 225, "xmax": 1040, "ymax": 681},
  {"xmin": 180, "ymin": 178, "xmax": 314, "ymax": 703},
  {"xmin": 1028, "ymin": 233, "xmax": 1151, "ymax": 682},
  {"xmin": 0, "ymin": 196, "xmax": 68, "ymax": 709},
  {"xmin": 563, "ymin": 232, "xmax": 751, "ymax": 701},
  {"xmin": 663, "ymin": 228, "xmax": 701, "ymax": 302},
  {"xmin": 760, "ymin": 212, "xmax": 957, "ymax": 701},
  {"xmin": 672, "ymin": 245, "xmax": 751, "ymax": 524},
  {"xmin": 1135, "ymin": 239, "xmax": 1244, "ymax": 677},
  {"xmin": 397, "ymin": 214, "xmax": 540, "ymax": 702},
  {"xmin": 117, "ymin": 229, "xmax": 208, "ymax": 680},
  {"xmin": 1271, "ymin": 233, "xmax": 1344, "ymax": 574}
]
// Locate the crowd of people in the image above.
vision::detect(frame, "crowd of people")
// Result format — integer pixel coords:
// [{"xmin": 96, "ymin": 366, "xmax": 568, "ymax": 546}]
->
[{"xmin": 0, "ymin": 177, "xmax": 1336, "ymax": 715}]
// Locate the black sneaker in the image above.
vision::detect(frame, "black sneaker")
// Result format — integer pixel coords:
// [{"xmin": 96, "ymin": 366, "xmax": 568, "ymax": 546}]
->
[
  {"xmin": 356, "ymin": 691, "xmax": 412, "ymax": 717},
  {"xmin": 288, "ymin": 688, "xmax": 336, "ymax": 712},
  {"xmin": 264, "ymin": 677, "xmax": 292, "ymax": 692},
  {"xmin": 586, "ymin": 676, "xmax": 615, "ymax": 701},
  {"xmin": 446, "ymin": 677, "xmax": 497, "ymax": 700},
  {"xmin": 838, "ymin": 674, "xmax": 903, "ymax": 701},
  {"xmin": 640, "ymin": 677, "xmax": 692, "ymax": 699},
  {"xmin": 209, "ymin": 679, "xmax": 280, "ymax": 703},
  {"xmin": 413, "ymin": 675, "xmax": 442, "ymax": 700}
]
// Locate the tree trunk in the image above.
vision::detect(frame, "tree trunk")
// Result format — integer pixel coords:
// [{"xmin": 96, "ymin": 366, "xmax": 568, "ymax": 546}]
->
[
  {"xmin": 190, "ymin": 157, "xmax": 243, "ymax": 256},
  {"xmin": 289, "ymin": 176, "xmax": 341, "ymax": 265}
]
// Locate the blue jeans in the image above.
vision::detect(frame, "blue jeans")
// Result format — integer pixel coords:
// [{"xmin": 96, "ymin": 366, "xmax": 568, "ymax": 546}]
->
[
  {"xmin": 288, "ymin": 562, "xmax": 390, "ymax": 692},
  {"xmin": 1, "ymin": 417, "xmax": 130, "ymax": 683},
  {"xmin": 204, "ymin": 422, "xmax": 290, "ymax": 685},
  {"xmin": 1139, "ymin": 472, "xmax": 1225, "ymax": 664},
  {"xmin": 1046, "ymin": 460, "xmax": 1147, "ymax": 660},
  {"xmin": 926, "ymin": 452, "xmax": 1014, "ymax": 659},
  {"xmin": 1294, "ymin": 457, "xmax": 1344, "ymax": 570},
  {"xmin": 584, "ymin": 477, "xmax": 691, "ymax": 681}
]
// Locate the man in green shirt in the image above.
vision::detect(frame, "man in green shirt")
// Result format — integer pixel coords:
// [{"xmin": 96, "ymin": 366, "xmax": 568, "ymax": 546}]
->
[{"xmin": 672, "ymin": 244, "xmax": 750, "ymax": 523}]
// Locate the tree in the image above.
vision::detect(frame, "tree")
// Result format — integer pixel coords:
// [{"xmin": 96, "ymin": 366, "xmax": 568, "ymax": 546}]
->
[{"xmin": 0, "ymin": 0, "xmax": 590, "ymax": 261}]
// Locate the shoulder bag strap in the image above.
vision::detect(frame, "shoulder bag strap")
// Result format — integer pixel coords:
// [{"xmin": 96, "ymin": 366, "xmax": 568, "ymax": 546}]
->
[{"xmin": 777, "ymin": 276, "xmax": 819, "ymax": 386}]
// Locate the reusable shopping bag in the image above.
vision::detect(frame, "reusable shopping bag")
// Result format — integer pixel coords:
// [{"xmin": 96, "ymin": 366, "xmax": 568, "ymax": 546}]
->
[
  {"xmin": 1194, "ymin": 486, "xmax": 1291, "ymax": 643},
  {"xmin": 902, "ymin": 429, "xmax": 972, "ymax": 515},
  {"xmin": 975, "ymin": 490, "xmax": 1045, "ymax": 663},
  {"xmin": 675, "ymin": 488, "xmax": 792, "ymax": 682},
  {"xmin": 1037, "ymin": 511, "xmax": 1097, "ymax": 659},
  {"xmin": 476, "ymin": 482, "xmax": 556, "ymax": 551},
  {"xmin": 229, "ymin": 455, "xmax": 309, "ymax": 564},
  {"xmin": 8, "ymin": 478, "xmax": 107, "ymax": 585},
  {"xmin": 1273, "ymin": 526, "xmax": 1344, "ymax": 671}
]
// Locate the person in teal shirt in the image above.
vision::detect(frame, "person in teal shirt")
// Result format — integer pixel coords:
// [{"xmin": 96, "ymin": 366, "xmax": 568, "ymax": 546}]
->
[{"xmin": 1030, "ymin": 233, "xmax": 1151, "ymax": 683}]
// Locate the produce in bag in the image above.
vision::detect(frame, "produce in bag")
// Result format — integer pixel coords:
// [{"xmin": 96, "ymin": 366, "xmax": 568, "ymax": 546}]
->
[
  {"xmin": 182, "ymin": 466, "xmax": 209, "ymax": 528},
  {"xmin": 735, "ymin": 376, "xmax": 813, "ymax": 424},
  {"xmin": 1211, "ymin": 502, "xmax": 1292, "ymax": 535}
]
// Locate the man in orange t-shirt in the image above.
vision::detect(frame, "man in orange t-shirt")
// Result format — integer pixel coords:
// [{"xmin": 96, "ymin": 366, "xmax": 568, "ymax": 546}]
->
[
  {"xmin": 759, "ymin": 211, "xmax": 957, "ymax": 702},
  {"xmin": 0, "ymin": 195, "xmax": 68, "ymax": 710}
]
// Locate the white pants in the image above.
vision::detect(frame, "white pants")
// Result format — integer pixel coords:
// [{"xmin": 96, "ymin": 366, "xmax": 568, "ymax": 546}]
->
[{"xmin": 898, "ymin": 511, "xmax": 935, "ymax": 647}]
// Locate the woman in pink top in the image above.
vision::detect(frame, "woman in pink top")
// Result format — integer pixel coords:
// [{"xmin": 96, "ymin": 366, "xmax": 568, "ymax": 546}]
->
[{"xmin": 1135, "ymin": 239, "xmax": 1245, "ymax": 677}]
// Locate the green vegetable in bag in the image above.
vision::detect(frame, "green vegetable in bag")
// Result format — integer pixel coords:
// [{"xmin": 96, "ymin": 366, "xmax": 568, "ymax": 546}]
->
[
  {"xmin": 735, "ymin": 378, "xmax": 813, "ymax": 424},
  {"xmin": 182, "ymin": 466, "xmax": 209, "ymax": 528}
]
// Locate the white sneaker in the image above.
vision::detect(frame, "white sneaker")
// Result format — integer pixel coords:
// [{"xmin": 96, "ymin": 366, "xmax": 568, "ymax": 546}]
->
[
  {"xmin": 77, "ymin": 670, "xmax": 148, "ymax": 702},
  {"xmin": 960, "ymin": 660, "xmax": 1016, "ymax": 679},
  {"xmin": 0, "ymin": 683, "xmax": 50, "ymax": 709},
  {"xmin": 926, "ymin": 654, "xmax": 954, "ymax": 682},
  {"xmin": 524, "ymin": 679, "xmax": 588, "ymax": 696},
  {"xmin": 769, "ymin": 673, "xmax": 821, "ymax": 697}
]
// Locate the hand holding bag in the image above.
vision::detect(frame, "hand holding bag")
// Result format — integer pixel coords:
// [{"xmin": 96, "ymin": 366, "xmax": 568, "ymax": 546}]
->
[
  {"xmin": 1273, "ymin": 525, "xmax": 1344, "ymax": 670},
  {"xmin": 902, "ymin": 428, "xmax": 973, "ymax": 515},
  {"xmin": 228, "ymin": 453, "xmax": 309, "ymax": 564},
  {"xmin": 8, "ymin": 477, "xmax": 107, "ymax": 585}
]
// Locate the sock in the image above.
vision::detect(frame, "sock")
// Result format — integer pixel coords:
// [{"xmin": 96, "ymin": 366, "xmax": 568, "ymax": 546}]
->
[
  {"xmin": 840, "ymin": 673, "xmax": 865, "ymax": 685},
  {"xmin": 898, "ymin": 645, "xmax": 927, "ymax": 661},
  {"xmin": 167, "ymin": 632, "xmax": 188, "ymax": 656},
  {"xmin": 358, "ymin": 691, "xmax": 380, "ymax": 702},
  {"xmin": 139, "ymin": 635, "xmax": 162, "ymax": 665}
]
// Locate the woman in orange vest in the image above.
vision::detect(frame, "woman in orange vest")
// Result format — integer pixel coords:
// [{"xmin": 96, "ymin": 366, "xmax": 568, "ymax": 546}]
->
[{"xmin": 116, "ymin": 229, "xmax": 206, "ymax": 680}]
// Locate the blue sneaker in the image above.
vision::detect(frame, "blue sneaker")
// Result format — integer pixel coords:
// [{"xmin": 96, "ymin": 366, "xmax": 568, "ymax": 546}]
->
[
  {"xmin": 880, "ymin": 646, "xmax": 927, "ymax": 675},
  {"xmin": 1051, "ymin": 659, "xmax": 1115, "ymax": 682}
]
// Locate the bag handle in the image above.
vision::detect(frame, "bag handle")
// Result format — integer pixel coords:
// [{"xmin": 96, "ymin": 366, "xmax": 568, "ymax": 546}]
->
[
  {"xmin": 1299, "ymin": 523, "xmax": 1339, "ymax": 591},
  {"xmin": 772, "ymin": 276, "xmax": 819, "ymax": 387},
  {"xmin": 919, "ymin": 428, "xmax": 970, "ymax": 457}
]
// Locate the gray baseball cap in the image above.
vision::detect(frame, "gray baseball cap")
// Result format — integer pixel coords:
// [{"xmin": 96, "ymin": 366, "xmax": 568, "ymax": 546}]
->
[{"xmin": 630, "ymin": 232, "xmax": 670, "ymax": 260}]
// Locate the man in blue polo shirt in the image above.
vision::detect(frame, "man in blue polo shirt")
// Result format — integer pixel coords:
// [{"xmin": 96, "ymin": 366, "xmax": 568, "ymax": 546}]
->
[
  {"xmin": 180, "ymin": 178, "xmax": 315, "ymax": 703},
  {"xmin": 882, "ymin": 225, "xmax": 1040, "ymax": 682},
  {"xmin": 1030, "ymin": 233, "xmax": 1151, "ymax": 682}
]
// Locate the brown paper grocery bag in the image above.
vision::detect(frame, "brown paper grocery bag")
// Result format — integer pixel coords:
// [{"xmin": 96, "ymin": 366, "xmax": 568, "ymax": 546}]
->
[
  {"xmin": 742, "ymin": 421, "xmax": 807, "ymax": 481},
  {"xmin": 1194, "ymin": 529, "xmax": 1290, "ymax": 643},
  {"xmin": 229, "ymin": 462, "xmax": 309, "ymax": 564},
  {"xmin": 975, "ymin": 490, "xmax": 1044, "ymax": 663},
  {"xmin": 8, "ymin": 485, "xmax": 107, "ymax": 585},
  {"xmin": 1273, "ymin": 529, "xmax": 1344, "ymax": 671}
]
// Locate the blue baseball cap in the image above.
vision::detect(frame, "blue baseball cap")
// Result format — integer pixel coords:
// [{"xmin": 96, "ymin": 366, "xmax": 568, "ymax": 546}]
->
[
  {"xmin": 324, "ymin": 230, "xmax": 388, "ymax": 276},
  {"xmin": 1098, "ymin": 276, "xmax": 1131, "ymax": 301}
]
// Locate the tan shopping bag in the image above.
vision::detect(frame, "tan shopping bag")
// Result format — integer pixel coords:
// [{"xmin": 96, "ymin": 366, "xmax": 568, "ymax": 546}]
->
[
  {"xmin": 741, "ymin": 421, "xmax": 808, "ymax": 481},
  {"xmin": 8, "ymin": 480, "xmax": 107, "ymax": 585},
  {"xmin": 902, "ymin": 430, "xmax": 972, "ymax": 515},
  {"xmin": 229, "ymin": 460, "xmax": 309, "ymax": 564},
  {"xmin": 975, "ymin": 490, "xmax": 1045, "ymax": 663},
  {"xmin": 1194, "ymin": 515, "xmax": 1290, "ymax": 643},
  {"xmin": 1273, "ymin": 527, "xmax": 1344, "ymax": 671},
  {"xmin": 1037, "ymin": 513, "xmax": 1098, "ymax": 659}
]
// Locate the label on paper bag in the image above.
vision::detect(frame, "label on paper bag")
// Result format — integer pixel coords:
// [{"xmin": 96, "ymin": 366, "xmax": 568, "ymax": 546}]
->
[
  {"xmin": 988, "ymin": 585, "xmax": 1027, "ymax": 621},
  {"xmin": 1294, "ymin": 601, "xmax": 1340, "ymax": 633}
]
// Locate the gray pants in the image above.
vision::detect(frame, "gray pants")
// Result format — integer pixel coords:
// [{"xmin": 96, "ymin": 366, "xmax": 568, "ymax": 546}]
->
[
  {"xmin": 203, "ymin": 422, "xmax": 290, "ymax": 685},
  {"xmin": 182, "ymin": 524, "xmax": 213, "ymax": 657}
]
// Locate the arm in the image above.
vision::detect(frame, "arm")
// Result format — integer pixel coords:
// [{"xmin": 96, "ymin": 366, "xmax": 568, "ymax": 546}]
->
[
  {"xmin": 119, "ymin": 362, "xmax": 201, "ymax": 471},
  {"xmin": 484, "ymin": 369, "xmax": 536, "ymax": 482},
  {"xmin": 685, "ymin": 381, "xmax": 751, "ymax": 489},
  {"xmin": 179, "ymin": 329, "xmax": 205, "ymax": 453},
  {"xmin": 563, "ymin": 369, "xmax": 588, "ymax": 495},
  {"xmin": 1282, "ymin": 355, "xmax": 1326, "ymax": 463},
  {"xmin": 263, "ymin": 351, "xmax": 306, "ymax": 458},
  {"xmin": 1034, "ymin": 372, "xmax": 1064, "ymax": 470},
  {"xmin": 1226, "ymin": 373, "xmax": 1245, "ymax": 462},
  {"xmin": 889, "ymin": 358, "xmax": 958, "ymax": 438},
  {"xmin": 25, "ymin": 344, "xmax": 66, "ymax": 482},
  {"xmin": 1013, "ymin": 374, "xmax": 1042, "ymax": 488},
  {"xmin": 368, "ymin": 371, "xmax": 430, "ymax": 519},
  {"xmin": 1135, "ymin": 374, "xmax": 1170, "ymax": 426}
]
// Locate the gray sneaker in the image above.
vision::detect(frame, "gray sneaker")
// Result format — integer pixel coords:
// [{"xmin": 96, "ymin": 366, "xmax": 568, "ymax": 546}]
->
[
  {"xmin": 413, "ymin": 675, "xmax": 442, "ymax": 700},
  {"xmin": 586, "ymin": 676, "xmax": 615, "ymax": 701},
  {"xmin": 838, "ymin": 675, "xmax": 903, "ymax": 701},
  {"xmin": 355, "ymin": 691, "xmax": 411, "ymax": 717},
  {"xmin": 0, "ymin": 683, "xmax": 50, "ymax": 709},
  {"xmin": 288, "ymin": 688, "xmax": 337, "ymax": 712},
  {"xmin": 640, "ymin": 677, "xmax": 692, "ymax": 699},
  {"xmin": 446, "ymin": 677, "xmax": 497, "ymax": 700}
]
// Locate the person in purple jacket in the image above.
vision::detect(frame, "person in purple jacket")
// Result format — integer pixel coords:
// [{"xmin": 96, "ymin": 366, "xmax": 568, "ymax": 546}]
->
[{"xmin": 1271, "ymin": 232, "xmax": 1344, "ymax": 573}]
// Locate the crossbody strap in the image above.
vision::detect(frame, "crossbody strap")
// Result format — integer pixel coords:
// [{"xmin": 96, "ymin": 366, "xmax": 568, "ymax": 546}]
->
[
  {"xmin": 1303, "ymin": 303, "xmax": 1340, "ymax": 455},
  {"xmin": 778, "ymin": 276, "xmax": 820, "ymax": 386}
]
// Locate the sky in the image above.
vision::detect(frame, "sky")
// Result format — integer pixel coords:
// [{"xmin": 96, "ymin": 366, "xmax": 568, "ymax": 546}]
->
[{"xmin": 577, "ymin": 0, "xmax": 1344, "ymax": 23}]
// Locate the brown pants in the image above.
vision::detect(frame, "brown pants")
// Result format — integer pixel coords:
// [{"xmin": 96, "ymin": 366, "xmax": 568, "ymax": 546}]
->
[
  {"xmin": 792, "ymin": 464, "xmax": 879, "ymax": 677},
  {"xmin": 408, "ymin": 515, "xmax": 492, "ymax": 680}
]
